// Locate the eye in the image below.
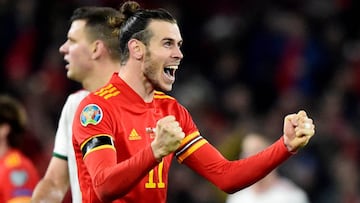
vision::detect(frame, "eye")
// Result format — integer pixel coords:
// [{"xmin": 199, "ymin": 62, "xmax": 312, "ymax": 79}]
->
[
  {"xmin": 178, "ymin": 42, "xmax": 183, "ymax": 49},
  {"xmin": 164, "ymin": 41, "xmax": 172, "ymax": 48}
]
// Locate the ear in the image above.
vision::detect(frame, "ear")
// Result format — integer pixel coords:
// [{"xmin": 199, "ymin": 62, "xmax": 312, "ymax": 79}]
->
[
  {"xmin": 128, "ymin": 39, "xmax": 144, "ymax": 60},
  {"xmin": 91, "ymin": 40, "xmax": 106, "ymax": 60}
]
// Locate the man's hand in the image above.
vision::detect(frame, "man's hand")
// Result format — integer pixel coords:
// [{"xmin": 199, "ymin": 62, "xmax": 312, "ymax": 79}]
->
[
  {"xmin": 283, "ymin": 110, "xmax": 315, "ymax": 153},
  {"xmin": 151, "ymin": 115, "xmax": 185, "ymax": 161}
]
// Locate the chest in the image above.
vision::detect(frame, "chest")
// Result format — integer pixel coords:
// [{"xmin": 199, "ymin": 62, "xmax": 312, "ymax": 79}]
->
[{"xmin": 112, "ymin": 106, "xmax": 165, "ymax": 159}]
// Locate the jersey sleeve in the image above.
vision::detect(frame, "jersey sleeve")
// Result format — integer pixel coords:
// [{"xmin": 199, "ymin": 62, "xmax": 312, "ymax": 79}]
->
[
  {"xmin": 53, "ymin": 90, "xmax": 88, "ymax": 160},
  {"xmin": 174, "ymin": 103, "xmax": 208, "ymax": 163},
  {"xmin": 170, "ymin": 102, "xmax": 293, "ymax": 193},
  {"xmin": 72, "ymin": 96, "xmax": 160, "ymax": 202},
  {"xmin": 183, "ymin": 136, "xmax": 292, "ymax": 193},
  {"xmin": 52, "ymin": 95, "xmax": 73, "ymax": 160}
]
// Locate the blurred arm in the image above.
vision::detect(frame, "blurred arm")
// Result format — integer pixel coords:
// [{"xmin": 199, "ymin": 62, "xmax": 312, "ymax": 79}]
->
[{"xmin": 31, "ymin": 157, "xmax": 70, "ymax": 203}]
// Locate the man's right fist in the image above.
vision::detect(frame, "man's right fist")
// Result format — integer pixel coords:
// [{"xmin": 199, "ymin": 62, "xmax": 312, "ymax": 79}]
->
[{"xmin": 151, "ymin": 115, "xmax": 185, "ymax": 161}]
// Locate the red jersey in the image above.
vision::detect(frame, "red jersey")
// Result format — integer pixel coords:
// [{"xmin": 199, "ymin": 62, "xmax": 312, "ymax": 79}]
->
[
  {"xmin": 0, "ymin": 149, "xmax": 39, "ymax": 203},
  {"xmin": 73, "ymin": 74, "xmax": 292, "ymax": 203}
]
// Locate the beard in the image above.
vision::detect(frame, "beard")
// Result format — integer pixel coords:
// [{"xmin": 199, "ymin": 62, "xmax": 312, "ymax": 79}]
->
[{"xmin": 143, "ymin": 50, "xmax": 167, "ymax": 92}]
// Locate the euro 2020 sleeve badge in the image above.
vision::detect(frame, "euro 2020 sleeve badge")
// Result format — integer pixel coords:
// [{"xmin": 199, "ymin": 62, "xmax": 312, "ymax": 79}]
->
[{"xmin": 80, "ymin": 104, "xmax": 103, "ymax": 126}]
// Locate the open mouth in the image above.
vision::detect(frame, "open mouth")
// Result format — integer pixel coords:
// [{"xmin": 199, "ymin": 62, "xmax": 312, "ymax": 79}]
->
[
  {"xmin": 164, "ymin": 66, "xmax": 178, "ymax": 77},
  {"xmin": 63, "ymin": 58, "xmax": 69, "ymax": 69}
]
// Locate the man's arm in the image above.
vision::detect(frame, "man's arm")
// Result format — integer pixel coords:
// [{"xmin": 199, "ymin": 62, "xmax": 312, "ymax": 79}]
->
[
  {"xmin": 182, "ymin": 110, "xmax": 315, "ymax": 193},
  {"xmin": 31, "ymin": 157, "xmax": 70, "ymax": 203},
  {"xmin": 184, "ymin": 137, "xmax": 291, "ymax": 193}
]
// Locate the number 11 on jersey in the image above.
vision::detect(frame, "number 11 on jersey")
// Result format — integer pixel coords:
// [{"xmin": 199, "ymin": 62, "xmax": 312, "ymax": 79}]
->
[{"xmin": 145, "ymin": 161, "xmax": 165, "ymax": 188}]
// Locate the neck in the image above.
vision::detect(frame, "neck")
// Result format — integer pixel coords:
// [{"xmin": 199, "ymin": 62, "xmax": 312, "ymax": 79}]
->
[
  {"xmin": 118, "ymin": 61, "xmax": 154, "ymax": 103},
  {"xmin": 83, "ymin": 61, "xmax": 121, "ymax": 92}
]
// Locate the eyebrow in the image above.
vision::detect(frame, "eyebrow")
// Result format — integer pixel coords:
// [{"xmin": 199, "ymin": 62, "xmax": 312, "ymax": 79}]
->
[{"xmin": 162, "ymin": 37, "xmax": 183, "ymax": 45}]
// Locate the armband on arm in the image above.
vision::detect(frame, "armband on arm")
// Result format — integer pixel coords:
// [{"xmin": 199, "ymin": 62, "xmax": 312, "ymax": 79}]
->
[{"xmin": 82, "ymin": 138, "xmax": 159, "ymax": 202}]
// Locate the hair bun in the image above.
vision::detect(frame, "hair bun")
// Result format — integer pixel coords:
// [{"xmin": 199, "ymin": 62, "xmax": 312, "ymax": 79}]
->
[{"xmin": 120, "ymin": 1, "xmax": 141, "ymax": 20}]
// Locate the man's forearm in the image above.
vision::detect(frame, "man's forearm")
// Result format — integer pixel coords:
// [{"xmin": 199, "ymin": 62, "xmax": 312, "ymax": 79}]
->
[{"xmin": 31, "ymin": 179, "xmax": 68, "ymax": 203}]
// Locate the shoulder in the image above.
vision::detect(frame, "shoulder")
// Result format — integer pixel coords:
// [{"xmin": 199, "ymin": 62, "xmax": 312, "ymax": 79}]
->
[
  {"xmin": 77, "ymin": 84, "xmax": 122, "ymax": 112},
  {"xmin": 154, "ymin": 91, "xmax": 179, "ymax": 106},
  {"xmin": 60, "ymin": 90, "xmax": 90, "ymax": 115},
  {"xmin": 154, "ymin": 91, "xmax": 176, "ymax": 100},
  {"xmin": 93, "ymin": 83, "xmax": 121, "ymax": 101},
  {"xmin": 63, "ymin": 89, "xmax": 90, "ymax": 108},
  {"xmin": 65, "ymin": 89, "xmax": 89, "ymax": 104},
  {"xmin": 68, "ymin": 89, "xmax": 90, "ymax": 101},
  {"xmin": 74, "ymin": 88, "xmax": 116, "ymax": 128},
  {"xmin": 155, "ymin": 91, "xmax": 190, "ymax": 111},
  {"xmin": 154, "ymin": 91, "xmax": 193, "ymax": 121},
  {"xmin": 1, "ymin": 150, "xmax": 37, "ymax": 171}
]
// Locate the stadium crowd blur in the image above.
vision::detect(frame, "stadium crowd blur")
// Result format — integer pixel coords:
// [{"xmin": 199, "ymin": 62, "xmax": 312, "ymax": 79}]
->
[{"xmin": 1, "ymin": 0, "xmax": 359, "ymax": 202}]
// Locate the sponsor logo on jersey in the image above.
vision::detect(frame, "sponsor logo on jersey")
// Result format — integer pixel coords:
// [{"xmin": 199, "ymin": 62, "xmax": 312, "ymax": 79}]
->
[
  {"xmin": 145, "ymin": 127, "xmax": 156, "ymax": 139},
  {"xmin": 129, "ymin": 129, "xmax": 142, "ymax": 140},
  {"xmin": 80, "ymin": 104, "xmax": 103, "ymax": 126}
]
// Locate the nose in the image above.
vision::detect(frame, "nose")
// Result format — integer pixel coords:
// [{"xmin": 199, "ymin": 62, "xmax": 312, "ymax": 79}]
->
[
  {"xmin": 173, "ymin": 46, "xmax": 183, "ymax": 60},
  {"xmin": 59, "ymin": 41, "xmax": 68, "ymax": 54}
]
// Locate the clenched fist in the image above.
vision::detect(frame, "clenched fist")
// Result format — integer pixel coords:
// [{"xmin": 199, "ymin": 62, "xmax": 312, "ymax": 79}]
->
[
  {"xmin": 283, "ymin": 110, "xmax": 315, "ymax": 153},
  {"xmin": 151, "ymin": 115, "xmax": 185, "ymax": 161}
]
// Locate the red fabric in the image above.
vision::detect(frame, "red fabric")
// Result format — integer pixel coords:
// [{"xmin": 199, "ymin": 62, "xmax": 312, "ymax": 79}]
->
[
  {"xmin": 184, "ymin": 137, "xmax": 292, "ymax": 193},
  {"xmin": 0, "ymin": 149, "xmax": 39, "ymax": 202},
  {"xmin": 73, "ymin": 74, "xmax": 198, "ymax": 203},
  {"xmin": 72, "ymin": 73, "xmax": 293, "ymax": 202}
]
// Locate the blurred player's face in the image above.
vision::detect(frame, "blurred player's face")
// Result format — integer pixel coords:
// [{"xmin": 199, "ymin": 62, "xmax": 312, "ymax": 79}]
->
[
  {"xmin": 241, "ymin": 134, "xmax": 268, "ymax": 158},
  {"xmin": 59, "ymin": 20, "xmax": 93, "ymax": 83},
  {"xmin": 143, "ymin": 21, "xmax": 183, "ymax": 92}
]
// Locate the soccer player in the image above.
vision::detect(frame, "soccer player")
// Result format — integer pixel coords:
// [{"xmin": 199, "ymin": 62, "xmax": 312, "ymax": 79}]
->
[
  {"xmin": 0, "ymin": 95, "xmax": 39, "ymax": 203},
  {"xmin": 31, "ymin": 6, "xmax": 122, "ymax": 203},
  {"xmin": 72, "ymin": 1, "xmax": 316, "ymax": 202}
]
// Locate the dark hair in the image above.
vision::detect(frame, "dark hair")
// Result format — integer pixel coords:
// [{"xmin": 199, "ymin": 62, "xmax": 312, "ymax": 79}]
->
[
  {"xmin": 118, "ymin": 1, "xmax": 177, "ymax": 64},
  {"xmin": 70, "ymin": 6, "xmax": 123, "ymax": 61},
  {"xmin": 0, "ymin": 95, "xmax": 27, "ymax": 147}
]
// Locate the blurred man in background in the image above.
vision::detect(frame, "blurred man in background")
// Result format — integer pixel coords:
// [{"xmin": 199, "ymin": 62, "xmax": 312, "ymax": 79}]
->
[
  {"xmin": 0, "ymin": 94, "xmax": 39, "ymax": 203},
  {"xmin": 31, "ymin": 6, "xmax": 122, "ymax": 203},
  {"xmin": 226, "ymin": 133, "xmax": 309, "ymax": 203}
]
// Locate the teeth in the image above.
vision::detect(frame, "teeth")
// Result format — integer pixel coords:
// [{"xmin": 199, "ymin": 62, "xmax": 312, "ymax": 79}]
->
[
  {"xmin": 166, "ymin": 66, "xmax": 178, "ymax": 70},
  {"xmin": 164, "ymin": 66, "xmax": 176, "ymax": 77}
]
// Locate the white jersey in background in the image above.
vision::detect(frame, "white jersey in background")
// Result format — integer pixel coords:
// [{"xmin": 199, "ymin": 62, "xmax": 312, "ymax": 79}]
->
[
  {"xmin": 226, "ymin": 177, "xmax": 309, "ymax": 203},
  {"xmin": 53, "ymin": 89, "xmax": 89, "ymax": 203}
]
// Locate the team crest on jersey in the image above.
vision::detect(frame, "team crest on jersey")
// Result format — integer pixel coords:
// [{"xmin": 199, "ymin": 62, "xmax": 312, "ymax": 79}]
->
[
  {"xmin": 80, "ymin": 104, "xmax": 103, "ymax": 126},
  {"xmin": 10, "ymin": 170, "xmax": 28, "ymax": 186}
]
